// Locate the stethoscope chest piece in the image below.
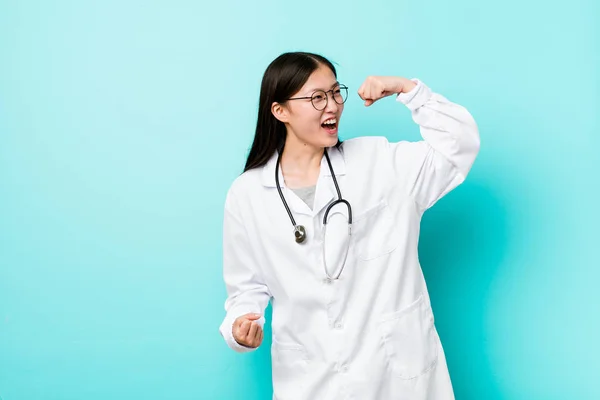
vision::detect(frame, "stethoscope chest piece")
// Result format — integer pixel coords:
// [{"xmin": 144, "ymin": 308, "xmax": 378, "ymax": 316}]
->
[{"xmin": 294, "ymin": 225, "xmax": 307, "ymax": 243}]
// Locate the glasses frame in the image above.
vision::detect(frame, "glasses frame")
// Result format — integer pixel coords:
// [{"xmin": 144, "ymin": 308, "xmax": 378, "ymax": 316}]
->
[{"xmin": 286, "ymin": 84, "xmax": 348, "ymax": 111}]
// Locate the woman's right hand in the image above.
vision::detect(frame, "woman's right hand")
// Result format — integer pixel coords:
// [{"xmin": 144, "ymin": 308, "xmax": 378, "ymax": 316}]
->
[{"xmin": 233, "ymin": 313, "xmax": 264, "ymax": 348}]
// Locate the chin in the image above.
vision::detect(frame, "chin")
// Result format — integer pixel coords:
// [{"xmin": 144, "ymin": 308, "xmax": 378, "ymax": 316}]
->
[
  {"xmin": 299, "ymin": 131, "xmax": 339, "ymax": 149},
  {"xmin": 322, "ymin": 135, "xmax": 339, "ymax": 148}
]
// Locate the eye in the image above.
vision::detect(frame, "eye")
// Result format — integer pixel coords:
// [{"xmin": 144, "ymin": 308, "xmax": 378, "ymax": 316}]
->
[{"xmin": 313, "ymin": 94, "xmax": 325, "ymax": 101}]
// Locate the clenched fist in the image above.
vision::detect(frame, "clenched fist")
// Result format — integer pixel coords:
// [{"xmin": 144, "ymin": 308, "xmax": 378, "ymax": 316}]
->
[
  {"xmin": 357, "ymin": 76, "xmax": 417, "ymax": 106},
  {"xmin": 233, "ymin": 313, "xmax": 264, "ymax": 348}
]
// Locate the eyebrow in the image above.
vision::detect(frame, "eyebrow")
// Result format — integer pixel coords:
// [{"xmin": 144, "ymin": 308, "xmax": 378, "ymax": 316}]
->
[{"xmin": 305, "ymin": 81, "xmax": 340, "ymax": 93}]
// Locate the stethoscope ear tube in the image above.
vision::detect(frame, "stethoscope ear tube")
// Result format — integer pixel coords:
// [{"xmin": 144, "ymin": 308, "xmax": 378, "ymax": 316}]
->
[
  {"xmin": 275, "ymin": 147, "xmax": 352, "ymax": 247},
  {"xmin": 323, "ymin": 198, "xmax": 352, "ymax": 225},
  {"xmin": 321, "ymin": 220, "xmax": 352, "ymax": 280},
  {"xmin": 275, "ymin": 150, "xmax": 308, "ymax": 244}
]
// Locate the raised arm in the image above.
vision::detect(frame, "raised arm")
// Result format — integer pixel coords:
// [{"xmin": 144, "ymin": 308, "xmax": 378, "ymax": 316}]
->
[
  {"xmin": 358, "ymin": 76, "xmax": 480, "ymax": 211},
  {"xmin": 390, "ymin": 79, "xmax": 480, "ymax": 211}
]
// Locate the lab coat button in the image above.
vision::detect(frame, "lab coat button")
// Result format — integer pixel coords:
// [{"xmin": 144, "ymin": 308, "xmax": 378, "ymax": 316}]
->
[{"xmin": 335, "ymin": 323, "xmax": 343, "ymax": 329}]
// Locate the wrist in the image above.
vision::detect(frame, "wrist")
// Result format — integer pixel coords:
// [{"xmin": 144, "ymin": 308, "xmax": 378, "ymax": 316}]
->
[{"xmin": 399, "ymin": 77, "xmax": 417, "ymax": 93}]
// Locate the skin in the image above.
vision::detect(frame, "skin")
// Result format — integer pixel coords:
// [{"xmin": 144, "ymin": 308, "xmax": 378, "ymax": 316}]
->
[
  {"xmin": 232, "ymin": 313, "xmax": 263, "ymax": 348},
  {"xmin": 231, "ymin": 67, "xmax": 418, "ymax": 349}
]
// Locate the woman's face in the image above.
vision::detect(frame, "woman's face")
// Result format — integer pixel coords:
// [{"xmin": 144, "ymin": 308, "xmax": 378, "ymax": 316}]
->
[{"xmin": 276, "ymin": 65, "xmax": 345, "ymax": 149}]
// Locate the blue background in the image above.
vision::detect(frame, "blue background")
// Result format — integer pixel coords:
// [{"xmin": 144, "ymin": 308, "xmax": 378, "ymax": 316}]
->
[{"xmin": 1, "ymin": 1, "xmax": 598, "ymax": 399}]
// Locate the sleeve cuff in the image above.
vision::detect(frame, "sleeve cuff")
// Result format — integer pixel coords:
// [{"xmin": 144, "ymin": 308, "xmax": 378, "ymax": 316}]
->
[{"xmin": 396, "ymin": 79, "xmax": 432, "ymax": 111}]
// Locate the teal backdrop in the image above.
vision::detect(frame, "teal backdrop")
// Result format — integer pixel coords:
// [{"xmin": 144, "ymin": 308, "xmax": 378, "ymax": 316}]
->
[{"xmin": 1, "ymin": 1, "xmax": 598, "ymax": 399}]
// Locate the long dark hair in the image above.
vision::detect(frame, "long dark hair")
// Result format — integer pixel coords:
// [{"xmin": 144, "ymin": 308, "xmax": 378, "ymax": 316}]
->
[{"xmin": 243, "ymin": 52, "xmax": 341, "ymax": 172}]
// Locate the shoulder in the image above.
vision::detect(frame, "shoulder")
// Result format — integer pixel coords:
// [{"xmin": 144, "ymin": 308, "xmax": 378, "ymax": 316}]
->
[
  {"xmin": 224, "ymin": 168, "xmax": 263, "ymax": 212},
  {"xmin": 339, "ymin": 136, "xmax": 393, "ymax": 161},
  {"xmin": 338, "ymin": 136, "xmax": 429, "ymax": 176},
  {"xmin": 341, "ymin": 135, "xmax": 428, "ymax": 158},
  {"xmin": 341, "ymin": 136, "xmax": 389, "ymax": 152},
  {"xmin": 340, "ymin": 135, "xmax": 390, "ymax": 150}
]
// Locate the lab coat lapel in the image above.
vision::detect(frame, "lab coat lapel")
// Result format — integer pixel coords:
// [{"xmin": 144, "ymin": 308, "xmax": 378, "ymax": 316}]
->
[
  {"xmin": 286, "ymin": 188, "xmax": 313, "ymax": 216},
  {"xmin": 261, "ymin": 151, "xmax": 314, "ymax": 217},
  {"xmin": 261, "ymin": 146, "xmax": 346, "ymax": 218},
  {"xmin": 313, "ymin": 178, "xmax": 335, "ymax": 218},
  {"xmin": 313, "ymin": 146, "xmax": 346, "ymax": 217}
]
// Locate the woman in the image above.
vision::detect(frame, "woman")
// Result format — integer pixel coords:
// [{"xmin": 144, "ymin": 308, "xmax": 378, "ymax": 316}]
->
[{"xmin": 218, "ymin": 51, "xmax": 479, "ymax": 399}]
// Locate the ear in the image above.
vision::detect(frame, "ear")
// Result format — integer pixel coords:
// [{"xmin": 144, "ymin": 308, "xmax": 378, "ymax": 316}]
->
[{"xmin": 271, "ymin": 101, "xmax": 290, "ymax": 123}]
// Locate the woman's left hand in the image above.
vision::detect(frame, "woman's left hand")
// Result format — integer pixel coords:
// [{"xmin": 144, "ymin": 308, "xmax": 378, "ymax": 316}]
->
[{"xmin": 357, "ymin": 76, "xmax": 417, "ymax": 106}]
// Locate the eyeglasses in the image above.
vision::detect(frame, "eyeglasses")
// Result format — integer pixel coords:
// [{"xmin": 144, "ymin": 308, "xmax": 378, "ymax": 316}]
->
[{"xmin": 286, "ymin": 84, "xmax": 348, "ymax": 111}]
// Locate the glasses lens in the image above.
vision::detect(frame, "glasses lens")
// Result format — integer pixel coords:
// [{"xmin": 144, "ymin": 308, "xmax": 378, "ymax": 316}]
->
[
  {"xmin": 311, "ymin": 90, "xmax": 327, "ymax": 110},
  {"xmin": 333, "ymin": 85, "xmax": 348, "ymax": 104}
]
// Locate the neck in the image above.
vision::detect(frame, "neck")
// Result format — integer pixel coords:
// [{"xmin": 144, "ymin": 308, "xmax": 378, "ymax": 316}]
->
[{"xmin": 280, "ymin": 133, "xmax": 324, "ymax": 188}]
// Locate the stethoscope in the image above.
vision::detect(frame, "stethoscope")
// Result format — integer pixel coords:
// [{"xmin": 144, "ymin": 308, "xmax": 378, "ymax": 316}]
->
[{"xmin": 275, "ymin": 148, "xmax": 353, "ymax": 279}]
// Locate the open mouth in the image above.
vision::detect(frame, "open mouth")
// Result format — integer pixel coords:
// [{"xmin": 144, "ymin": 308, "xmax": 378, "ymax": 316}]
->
[{"xmin": 321, "ymin": 118, "xmax": 338, "ymax": 134}]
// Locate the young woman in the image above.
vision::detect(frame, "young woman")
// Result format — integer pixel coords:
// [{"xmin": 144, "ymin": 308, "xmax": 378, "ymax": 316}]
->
[{"xmin": 218, "ymin": 51, "xmax": 479, "ymax": 399}]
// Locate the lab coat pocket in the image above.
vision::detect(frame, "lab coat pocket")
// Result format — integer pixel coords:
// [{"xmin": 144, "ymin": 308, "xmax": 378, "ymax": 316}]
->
[
  {"xmin": 352, "ymin": 200, "xmax": 399, "ymax": 261},
  {"xmin": 378, "ymin": 294, "xmax": 439, "ymax": 380},
  {"xmin": 271, "ymin": 339, "xmax": 309, "ymax": 392}
]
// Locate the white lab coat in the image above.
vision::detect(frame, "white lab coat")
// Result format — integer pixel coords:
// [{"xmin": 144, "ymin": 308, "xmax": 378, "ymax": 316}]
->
[{"xmin": 219, "ymin": 79, "xmax": 480, "ymax": 400}]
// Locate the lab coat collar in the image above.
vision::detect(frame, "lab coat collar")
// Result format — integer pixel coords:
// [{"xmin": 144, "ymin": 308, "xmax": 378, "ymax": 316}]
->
[{"xmin": 261, "ymin": 145, "xmax": 346, "ymax": 188}]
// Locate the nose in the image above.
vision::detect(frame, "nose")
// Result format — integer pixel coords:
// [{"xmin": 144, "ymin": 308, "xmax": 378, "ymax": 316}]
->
[{"xmin": 324, "ymin": 92, "xmax": 340, "ymax": 113}]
